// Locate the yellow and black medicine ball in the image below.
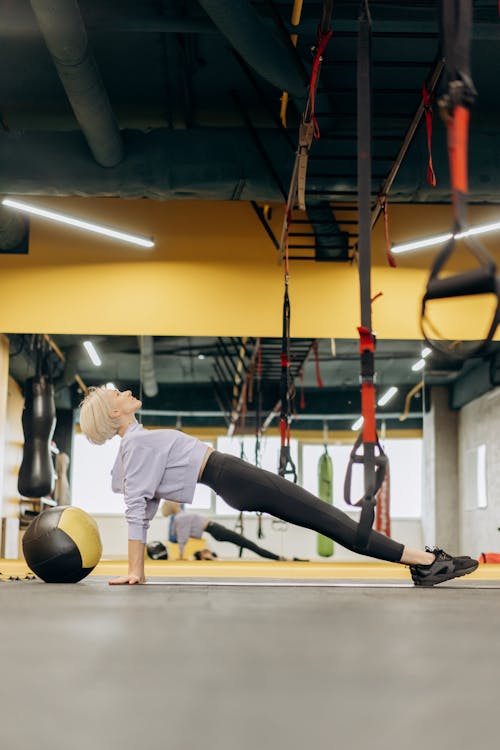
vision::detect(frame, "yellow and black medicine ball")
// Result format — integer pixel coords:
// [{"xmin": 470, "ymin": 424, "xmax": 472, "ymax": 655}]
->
[{"xmin": 22, "ymin": 506, "xmax": 102, "ymax": 583}]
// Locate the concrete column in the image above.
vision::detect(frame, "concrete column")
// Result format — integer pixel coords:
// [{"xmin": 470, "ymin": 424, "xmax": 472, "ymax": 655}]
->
[{"xmin": 422, "ymin": 386, "xmax": 459, "ymax": 553}]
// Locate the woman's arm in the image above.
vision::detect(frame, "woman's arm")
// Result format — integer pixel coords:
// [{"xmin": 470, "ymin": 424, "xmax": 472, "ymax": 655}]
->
[{"xmin": 109, "ymin": 540, "xmax": 146, "ymax": 585}]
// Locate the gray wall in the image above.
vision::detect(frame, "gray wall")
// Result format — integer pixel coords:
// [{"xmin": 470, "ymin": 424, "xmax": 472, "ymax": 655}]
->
[{"xmin": 459, "ymin": 387, "xmax": 500, "ymax": 556}]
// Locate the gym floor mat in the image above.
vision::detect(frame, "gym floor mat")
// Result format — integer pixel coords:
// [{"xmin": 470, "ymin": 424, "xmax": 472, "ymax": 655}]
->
[{"xmin": 2, "ymin": 558, "xmax": 500, "ymax": 583}]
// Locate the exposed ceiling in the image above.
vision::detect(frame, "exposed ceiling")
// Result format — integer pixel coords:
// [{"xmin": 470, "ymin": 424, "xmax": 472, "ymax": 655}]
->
[{"xmin": 2, "ymin": 1, "xmax": 500, "ymax": 427}]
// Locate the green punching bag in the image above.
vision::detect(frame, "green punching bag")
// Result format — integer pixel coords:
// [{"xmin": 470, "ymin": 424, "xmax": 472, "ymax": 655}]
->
[{"xmin": 317, "ymin": 447, "xmax": 334, "ymax": 557}]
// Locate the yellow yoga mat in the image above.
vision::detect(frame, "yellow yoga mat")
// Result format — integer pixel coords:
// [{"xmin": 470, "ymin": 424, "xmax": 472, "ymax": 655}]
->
[{"xmin": 2, "ymin": 558, "xmax": 500, "ymax": 582}]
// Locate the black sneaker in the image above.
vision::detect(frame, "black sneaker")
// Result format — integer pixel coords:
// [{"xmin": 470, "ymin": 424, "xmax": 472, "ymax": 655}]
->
[{"xmin": 410, "ymin": 547, "xmax": 478, "ymax": 587}]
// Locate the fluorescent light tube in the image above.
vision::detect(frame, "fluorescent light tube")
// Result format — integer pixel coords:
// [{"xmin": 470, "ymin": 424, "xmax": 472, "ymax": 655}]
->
[
  {"xmin": 392, "ymin": 220, "xmax": 500, "ymax": 255},
  {"xmin": 392, "ymin": 232, "xmax": 452, "ymax": 254},
  {"xmin": 378, "ymin": 386, "xmax": 398, "ymax": 406},
  {"xmin": 1, "ymin": 198, "xmax": 154, "ymax": 249},
  {"xmin": 351, "ymin": 416, "xmax": 364, "ymax": 431},
  {"xmin": 83, "ymin": 341, "xmax": 102, "ymax": 367},
  {"xmin": 412, "ymin": 359, "xmax": 426, "ymax": 372}
]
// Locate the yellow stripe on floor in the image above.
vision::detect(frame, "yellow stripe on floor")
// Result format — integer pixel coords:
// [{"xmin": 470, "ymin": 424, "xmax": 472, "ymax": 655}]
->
[{"xmin": 2, "ymin": 558, "xmax": 500, "ymax": 581}]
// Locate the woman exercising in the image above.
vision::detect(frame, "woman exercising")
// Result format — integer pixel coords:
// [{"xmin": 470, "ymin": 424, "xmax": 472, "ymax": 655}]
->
[
  {"xmin": 79, "ymin": 386, "xmax": 478, "ymax": 587},
  {"xmin": 161, "ymin": 500, "xmax": 304, "ymax": 561}
]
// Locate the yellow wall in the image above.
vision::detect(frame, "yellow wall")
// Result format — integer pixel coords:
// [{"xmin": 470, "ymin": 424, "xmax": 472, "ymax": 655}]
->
[{"xmin": 0, "ymin": 198, "xmax": 498, "ymax": 340}]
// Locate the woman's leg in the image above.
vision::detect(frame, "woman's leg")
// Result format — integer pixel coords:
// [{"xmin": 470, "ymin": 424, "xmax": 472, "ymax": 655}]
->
[
  {"xmin": 200, "ymin": 452, "xmax": 408, "ymax": 563},
  {"xmin": 205, "ymin": 521, "xmax": 281, "ymax": 560}
]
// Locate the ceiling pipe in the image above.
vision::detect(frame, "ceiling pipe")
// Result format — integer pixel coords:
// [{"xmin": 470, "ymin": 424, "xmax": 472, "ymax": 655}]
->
[
  {"xmin": 139, "ymin": 336, "xmax": 159, "ymax": 398},
  {"xmin": 29, "ymin": 0, "xmax": 124, "ymax": 167},
  {"xmin": 196, "ymin": 0, "xmax": 307, "ymax": 101},
  {"xmin": 2, "ymin": 125, "xmax": 500, "ymax": 203}
]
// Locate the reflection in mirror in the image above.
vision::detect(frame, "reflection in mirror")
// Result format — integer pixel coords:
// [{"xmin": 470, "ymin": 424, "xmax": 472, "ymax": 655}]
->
[{"xmin": 7, "ymin": 333, "xmax": 445, "ymax": 433}]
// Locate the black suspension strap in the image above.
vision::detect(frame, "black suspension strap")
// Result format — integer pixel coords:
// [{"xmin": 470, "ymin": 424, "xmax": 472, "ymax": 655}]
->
[
  {"xmin": 278, "ymin": 255, "xmax": 298, "ymax": 483},
  {"xmin": 343, "ymin": 1, "xmax": 387, "ymax": 553},
  {"xmin": 235, "ymin": 441, "xmax": 247, "ymax": 555},
  {"xmin": 254, "ymin": 338, "xmax": 265, "ymax": 537},
  {"xmin": 421, "ymin": 0, "xmax": 500, "ymax": 359}
]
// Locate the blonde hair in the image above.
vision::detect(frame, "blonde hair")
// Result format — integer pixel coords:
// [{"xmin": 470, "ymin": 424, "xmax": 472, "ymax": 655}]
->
[
  {"xmin": 79, "ymin": 386, "xmax": 120, "ymax": 445},
  {"xmin": 161, "ymin": 500, "xmax": 181, "ymax": 517}
]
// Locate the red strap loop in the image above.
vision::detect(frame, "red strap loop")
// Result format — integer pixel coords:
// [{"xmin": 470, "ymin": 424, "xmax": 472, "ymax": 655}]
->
[
  {"xmin": 357, "ymin": 326, "xmax": 375, "ymax": 353},
  {"xmin": 312, "ymin": 340, "xmax": 323, "ymax": 388},
  {"xmin": 422, "ymin": 85, "xmax": 437, "ymax": 188},
  {"xmin": 310, "ymin": 30, "xmax": 333, "ymax": 139},
  {"xmin": 361, "ymin": 383, "xmax": 377, "ymax": 443},
  {"xmin": 378, "ymin": 195, "xmax": 397, "ymax": 268}
]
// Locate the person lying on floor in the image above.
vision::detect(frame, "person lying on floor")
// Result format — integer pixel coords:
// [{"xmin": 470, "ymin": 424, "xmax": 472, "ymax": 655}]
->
[
  {"xmin": 79, "ymin": 386, "xmax": 478, "ymax": 587},
  {"xmin": 160, "ymin": 500, "xmax": 305, "ymax": 561}
]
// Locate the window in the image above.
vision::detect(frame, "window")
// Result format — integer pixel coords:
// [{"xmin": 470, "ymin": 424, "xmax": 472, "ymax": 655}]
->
[
  {"xmin": 215, "ymin": 436, "xmax": 298, "ymax": 515},
  {"xmin": 301, "ymin": 438, "xmax": 422, "ymax": 518},
  {"xmin": 71, "ymin": 433, "xmax": 123, "ymax": 514},
  {"xmin": 71, "ymin": 432, "xmax": 214, "ymax": 515}
]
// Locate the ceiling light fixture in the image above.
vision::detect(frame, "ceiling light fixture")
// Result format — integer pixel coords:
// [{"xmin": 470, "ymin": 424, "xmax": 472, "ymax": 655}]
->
[
  {"xmin": 378, "ymin": 386, "xmax": 398, "ymax": 407},
  {"xmin": 391, "ymin": 220, "xmax": 500, "ymax": 255},
  {"xmin": 1, "ymin": 198, "xmax": 155, "ymax": 249},
  {"xmin": 83, "ymin": 341, "xmax": 102, "ymax": 367},
  {"xmin": 351, "ymin": 416, "xmax": 364, "ymax": 431},
  {"xmin": 411, "ymin": 359, "xmax": 426, "ymax": 372}
]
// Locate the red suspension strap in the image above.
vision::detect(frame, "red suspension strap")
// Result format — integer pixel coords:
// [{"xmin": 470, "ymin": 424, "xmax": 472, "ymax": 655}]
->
[
  {"xmin": 422, "ymin": 84, "xmax": 437, "ymax": 187},
  {"xmin": 276, "ymin": 1, "xmax": 334, "ymax": 479},
  {"xmin": 279, "ymin": 0, "xmax": 334, "ymax": 247},
  {"xmin": 378, "ymin": 194, "xmax": 397, "ymax": 268},
  {"xmin": 421, "ymin": 0, "xmax": 500, "ymax": 359},
  {"xmin": 310, "ymin": 28, "xmax": 334, "ymax": 139}
]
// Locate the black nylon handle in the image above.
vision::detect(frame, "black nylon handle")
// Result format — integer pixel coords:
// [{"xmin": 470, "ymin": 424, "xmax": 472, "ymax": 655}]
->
[{"xmin": 424, "ymin": 266, "xmax": 498, "ymax": 302}]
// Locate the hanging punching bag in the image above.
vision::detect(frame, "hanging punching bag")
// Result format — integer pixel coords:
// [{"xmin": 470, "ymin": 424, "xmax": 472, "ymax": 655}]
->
[
  {"xmin": 317, "ymin": 447, "xmax": 334, "ymax": 557},
  {"xmin": 18, "ymin": 376, "xmax": 56, "ymax": 498}
]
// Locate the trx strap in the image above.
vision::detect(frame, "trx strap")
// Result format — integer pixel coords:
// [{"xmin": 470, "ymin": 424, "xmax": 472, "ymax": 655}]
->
[
  {"xmin": 236, "ymin": 442, "xmax": 246, "ymax": 556},
  {"xmin": 421, "ymin": 0, "xmax": 500, "ymax": 359},
  {"xmin": 254, "ymin": 339, "xmax": 265, "ymax": 538},
  {"xmin": 278, "ymin": 260, "xmax": 298, "ymax": 483},
  {"xmin": 343, "ymin": 1, "xmax": 387, "ymax": 552},
  {"xmin": 276, "ymin": 0, "xmax": 334, "ymax": 482},
  {"xmin": 279, "ymin": 0, "xmax": 334, "ymax": 257},
  {"xmin": 378, "ymin": 195, "xmax": 396, "ymax": 268},
  {"xmin": 422, "ymin": 84, "xmax": 437, "ymax": 187},
  {"xmin": 297, "ymin": 26, "xmax": 333, "ymax": 209}
]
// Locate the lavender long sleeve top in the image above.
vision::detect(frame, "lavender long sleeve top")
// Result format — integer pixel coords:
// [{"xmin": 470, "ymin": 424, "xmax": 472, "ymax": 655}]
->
[
  {"xmin": 171, "ymin": 512, "xmax": 206, "ymax": 556},
  {"xmin": 111, "ymin": 423, "xmax": 208, "ymax": 543}
]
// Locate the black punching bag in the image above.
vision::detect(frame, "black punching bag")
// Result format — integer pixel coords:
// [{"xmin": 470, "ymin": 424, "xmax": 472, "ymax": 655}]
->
[{"xmin": 18, "ymin": 376, "xmax": 56, "ymax": 498}]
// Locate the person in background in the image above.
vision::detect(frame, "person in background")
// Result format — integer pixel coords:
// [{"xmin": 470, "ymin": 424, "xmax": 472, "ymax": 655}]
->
[
  {"xmin": 160, "ymin": 500, "xmax": 304, "ymax": 561},
  {"xmin": 78, "ymin": 386, "xmax": 479, "ymax": 587}
]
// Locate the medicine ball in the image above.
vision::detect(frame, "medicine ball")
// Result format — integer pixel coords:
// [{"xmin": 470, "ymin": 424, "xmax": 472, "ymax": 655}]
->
[
  {"xmin": 22, "ymin": 506, "xmax": 102, "ymax": 583},
  {"xmin": 146, "ymin": 541, "xmax": 168, "ymax": 560}
]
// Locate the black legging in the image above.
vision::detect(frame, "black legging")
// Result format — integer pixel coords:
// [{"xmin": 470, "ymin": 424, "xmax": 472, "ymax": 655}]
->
[
  {"xmin": 205, "ymin": 521, "xmax": 281, "ymax": 560},
  {"xmin": 200, "ymin": 451, "xmax": 404, "ymax": 563}
]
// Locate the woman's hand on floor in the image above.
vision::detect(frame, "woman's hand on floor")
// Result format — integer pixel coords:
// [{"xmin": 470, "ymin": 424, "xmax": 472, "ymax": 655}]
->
[{"xmin": 108, "ymin": 574, "xmax": 145, "ymax": 585}]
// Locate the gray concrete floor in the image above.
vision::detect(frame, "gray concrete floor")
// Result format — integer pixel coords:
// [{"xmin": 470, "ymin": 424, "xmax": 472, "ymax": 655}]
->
[{"xmin": 1, "ymin": 577, "xmax": 499, "ymax": 750}]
